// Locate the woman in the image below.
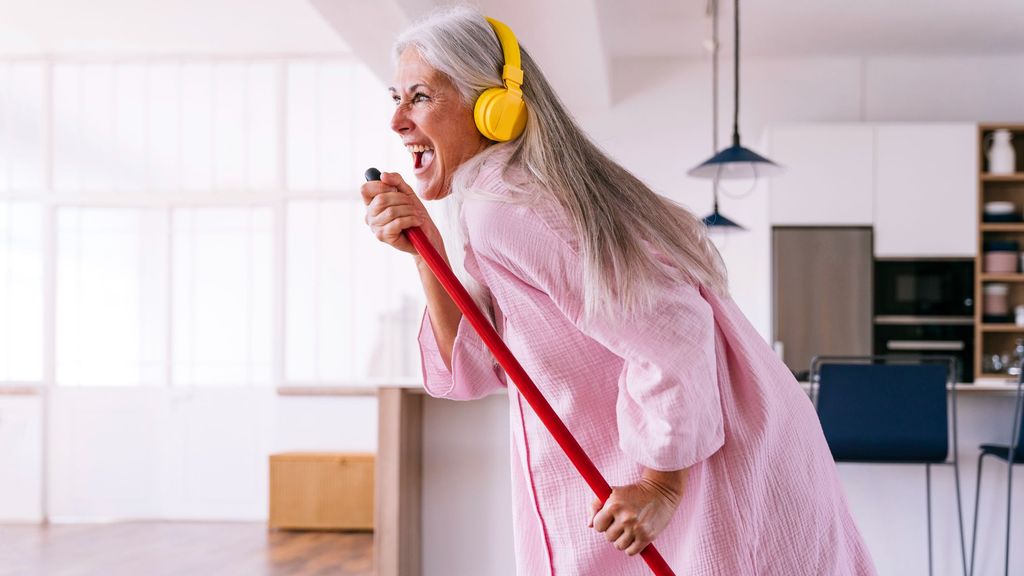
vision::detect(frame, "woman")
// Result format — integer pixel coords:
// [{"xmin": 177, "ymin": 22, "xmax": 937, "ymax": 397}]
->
[{"xmin": 361, "ymin": 7, "xmax": 875, "ymax": 575}]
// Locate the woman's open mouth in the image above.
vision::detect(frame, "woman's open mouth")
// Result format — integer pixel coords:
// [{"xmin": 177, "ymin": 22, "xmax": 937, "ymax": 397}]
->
[{"xmin": 407, "ymin": 144, "xmax": 435, "ymax": 173}]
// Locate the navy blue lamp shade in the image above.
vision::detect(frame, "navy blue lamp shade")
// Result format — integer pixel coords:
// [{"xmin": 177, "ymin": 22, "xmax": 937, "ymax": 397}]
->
[
  {"xmin": 689, "ymin": 0, "xmax": 783, "ymax": 182},
  {"xmin": 689, "ymin": 135, "xmax": 784, "ymax": 180},
  {"xmin": 701, "ymin": 196, "xmax": 745, "ymax": 230}
]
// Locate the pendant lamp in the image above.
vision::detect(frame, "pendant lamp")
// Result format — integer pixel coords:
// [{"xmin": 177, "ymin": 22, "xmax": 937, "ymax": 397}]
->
[
  {"xmin": 689, "ymin": 0, "xmax": 783, "ymax": 181},
  {"xmin": 699, "ymin": 0, "xmax": 744, "ymax": 230},
  {"xmin": 701, "ymin": 186, "xmax": 745, "ymax": 229}
]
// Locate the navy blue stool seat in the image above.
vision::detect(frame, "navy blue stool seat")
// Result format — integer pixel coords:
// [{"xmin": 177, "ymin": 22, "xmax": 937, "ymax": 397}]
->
[
  {"xmin": 811, "ymin": 356, "xmax": 967, "ymax": 576},
  {"xmin": 978, "ymin": 444, "xmax": 1024, "ymax": 463}
]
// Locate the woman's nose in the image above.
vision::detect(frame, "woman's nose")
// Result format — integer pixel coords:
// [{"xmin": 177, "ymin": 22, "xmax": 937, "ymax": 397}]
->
[{"xmin": 391, "ymin": 105, "xmax": 412, "ymax": 135}]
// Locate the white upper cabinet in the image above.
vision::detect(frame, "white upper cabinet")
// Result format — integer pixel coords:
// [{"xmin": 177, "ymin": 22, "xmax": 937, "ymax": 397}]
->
[
  {"xmin": 874, "ymin": 124, "xmax": 977, "ymax": 257},
  {"xmin": 765, "ymin": 122, "xmax": 978, "ymax": 258},
  {"xmin": 768, "ymin": 124, "xmax": 875, "ymax": 225}
]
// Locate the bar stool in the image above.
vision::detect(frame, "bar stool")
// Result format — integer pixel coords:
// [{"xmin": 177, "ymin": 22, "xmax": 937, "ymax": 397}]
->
[
  {"xmin": 969, "ymin": 365, "xmax": 1024, "ymax": 576},
  {"xmin": 810, "ymin": 355, "xmax": 967, "ymax": 576}
]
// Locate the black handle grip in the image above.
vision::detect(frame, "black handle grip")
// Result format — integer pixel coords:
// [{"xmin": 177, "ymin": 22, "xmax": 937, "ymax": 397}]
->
[{"xmin": 364, "ymin": 167, "xmax": 382, "ymax": 182}]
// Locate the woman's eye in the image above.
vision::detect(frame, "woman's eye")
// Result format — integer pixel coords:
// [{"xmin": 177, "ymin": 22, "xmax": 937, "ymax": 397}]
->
[
  {"xmin": 412, "ymin": 93, "xmax": 429, "ymax": 103},
  {"xmin": 392, "ymin": 94, "xmax": 402, "ymax": 105}
]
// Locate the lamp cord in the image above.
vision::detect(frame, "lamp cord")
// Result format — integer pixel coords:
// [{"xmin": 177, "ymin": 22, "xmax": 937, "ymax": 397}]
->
[
  {"xmin": 711, "ymin": 0, "xmax": 721, "ymax": 205},
  {"xmin": 732, "ymin": 0, "xmax": 740, "ymax": 147},
  {"xmin": 711, "ymin": 0, "xmax": 718, "ymax": 154}
]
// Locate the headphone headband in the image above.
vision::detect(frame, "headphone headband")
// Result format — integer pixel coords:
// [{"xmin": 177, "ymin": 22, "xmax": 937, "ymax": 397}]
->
[{"xmin": 485, "ymin": 17, "xmax": 523, "ymax": 91}]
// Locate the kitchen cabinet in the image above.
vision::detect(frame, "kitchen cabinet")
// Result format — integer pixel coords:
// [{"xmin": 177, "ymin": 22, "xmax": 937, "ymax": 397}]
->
[
  {"xmin": 768, "ymin": 124, "xmax": 875, "ymax": 225},
  {"xmin": 874, "ymin": 124, "xmax": 977, "ymax": 257},
  {"xmin": 765, "ymin": 123, "xmax": 977, "ymax": 258}
]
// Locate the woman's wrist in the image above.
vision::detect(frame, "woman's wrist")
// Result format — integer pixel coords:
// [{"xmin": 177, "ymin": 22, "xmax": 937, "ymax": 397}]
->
[{"xmin": 639, "ymin": 467, "xmax": 687, "ymax": 506}]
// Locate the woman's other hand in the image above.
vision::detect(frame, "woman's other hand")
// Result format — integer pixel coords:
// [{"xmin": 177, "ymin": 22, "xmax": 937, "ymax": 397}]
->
[
  {"xmin": 361, "ymin": 171, "xmax": 441, "ymax": 256},
  {"xmin": 588, "ymin": 468, "xmax": 687, "ymax": 556}
]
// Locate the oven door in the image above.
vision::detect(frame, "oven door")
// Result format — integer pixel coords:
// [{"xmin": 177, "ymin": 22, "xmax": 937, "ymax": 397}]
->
[{"xmin": 873, "ymin": 323, "xmax": 974, "ymax": 382}]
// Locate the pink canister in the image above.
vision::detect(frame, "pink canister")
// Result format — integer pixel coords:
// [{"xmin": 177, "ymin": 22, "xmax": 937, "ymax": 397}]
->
[
  {"xmin": 984, "ymin": 283, "xmax": 1010, "ymax": 316},
  {"xmin": 984, "ymin": 240, "xmax": 1020, "ymax": 273},
  {"xmin": 985, "ymin": 252, "xmax": 1018, "ymax": 273}
]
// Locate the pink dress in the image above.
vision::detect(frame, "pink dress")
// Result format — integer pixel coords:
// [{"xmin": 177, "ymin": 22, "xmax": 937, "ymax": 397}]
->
[{"xmin": 417, "ymin": 158, "xmax": 877, "ymax": 575}]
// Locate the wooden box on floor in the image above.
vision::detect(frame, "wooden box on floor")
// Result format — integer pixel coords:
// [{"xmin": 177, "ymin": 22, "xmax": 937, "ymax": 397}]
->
[{"xmin": 269, "ymin": 452, "xmax": 374, "ymax": 531}]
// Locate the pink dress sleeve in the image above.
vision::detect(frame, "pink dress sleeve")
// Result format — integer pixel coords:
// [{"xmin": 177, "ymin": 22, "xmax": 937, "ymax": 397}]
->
[
  {"xmin": 417, "ymin": 310, "xmax": 507, "ymax": 401},
  {"xmin": 468, "ymin": 198, "xmax": 724, "ymax": 471}
]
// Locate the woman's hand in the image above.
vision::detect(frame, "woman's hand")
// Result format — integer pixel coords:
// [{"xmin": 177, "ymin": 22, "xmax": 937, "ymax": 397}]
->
[
  {"xmin": 588, "ymin": 468, "xmax": 687, "ymax": 556},
  {"xmin": 361, "ymin": 171, "xmax": 441, "ymax": 256}
]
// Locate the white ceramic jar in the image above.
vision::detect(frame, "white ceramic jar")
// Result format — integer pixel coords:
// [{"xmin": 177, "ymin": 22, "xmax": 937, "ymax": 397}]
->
[{"xmin": 986, "ymin": 129, "xmax": 1017, "ymax": 175}]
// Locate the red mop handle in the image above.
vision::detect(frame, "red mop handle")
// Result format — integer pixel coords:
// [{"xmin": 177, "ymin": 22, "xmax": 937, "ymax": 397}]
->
[{"xmin": 365, "ymin": 169, "xmax": 676, "ymax": 576}]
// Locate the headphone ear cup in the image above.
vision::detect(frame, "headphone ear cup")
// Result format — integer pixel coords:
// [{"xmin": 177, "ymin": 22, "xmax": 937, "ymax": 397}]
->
[{"xmin": 474, "ymin": 87, "xmax": 527, "ymax": 142}]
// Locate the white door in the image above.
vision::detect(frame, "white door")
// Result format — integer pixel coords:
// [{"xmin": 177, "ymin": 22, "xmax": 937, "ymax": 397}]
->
[
  {"xmin": 874, "ymin": 124, "xmax": 978, "ymax": 257},
  {"xmin": 768, "ymin": 124, "xmax": 875, "ymax": 225},
  {"xmin": 0, "ymin": 395, "xmax": 43, "ymax": 521},
  {"xmin": 47, "ymin": 388, "xmax": 165, "ymax": 519}
]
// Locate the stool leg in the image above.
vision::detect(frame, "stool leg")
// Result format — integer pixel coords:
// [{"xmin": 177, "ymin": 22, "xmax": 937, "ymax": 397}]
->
[
  {"xmin": 971, "ymin": 454, "xmax": 990, "ymax": 576},
  {"xmin": 927, "ymin": 463, "xmax": 933, "ymax": 576},
  {"xmin": 1005, "ymin": 461, "xmax": 1014, "ymax": 576},
  {"xmin": 956, "ymin": 456, "xmax": 968, "ymax": 576}
]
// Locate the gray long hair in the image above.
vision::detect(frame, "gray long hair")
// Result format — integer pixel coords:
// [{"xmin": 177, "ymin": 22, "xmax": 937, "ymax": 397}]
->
[{"xmin": 395, "ymin": 7, "xmax": 728, "ymax": 319}]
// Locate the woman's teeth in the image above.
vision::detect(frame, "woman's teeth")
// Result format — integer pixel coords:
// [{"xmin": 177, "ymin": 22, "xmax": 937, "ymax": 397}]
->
[{"xmin": 407, "ymin": 144, "xmax": 435, "ymax": 170}]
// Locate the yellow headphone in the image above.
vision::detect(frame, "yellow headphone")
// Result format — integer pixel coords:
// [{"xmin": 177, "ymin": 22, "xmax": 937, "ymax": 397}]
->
[{"xmin": 474, "ymin": 17, "xmax": 528, "ymax": 142}]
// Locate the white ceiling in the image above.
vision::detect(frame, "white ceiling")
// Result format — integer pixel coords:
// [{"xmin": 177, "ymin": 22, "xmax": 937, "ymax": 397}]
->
[
  {"xmin": 598, "ymin": 0, "xmax": 1024, "ymax": 58},
  {"xmin": 0, "ymin": 0, "xmax": 348, "ymax": 55},
  {"xmin": 2, "ymin": 0, "xmax": 1021, "ymax": 59}
]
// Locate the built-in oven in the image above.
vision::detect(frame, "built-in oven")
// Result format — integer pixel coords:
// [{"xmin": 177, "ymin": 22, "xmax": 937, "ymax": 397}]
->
[
  {"xmin": 874, "ymin": 259, "xmax": 975, "ymax": 382},
  {"xmin": 872, "ymin": 321, "xmax": 973, "ymax": 383}
]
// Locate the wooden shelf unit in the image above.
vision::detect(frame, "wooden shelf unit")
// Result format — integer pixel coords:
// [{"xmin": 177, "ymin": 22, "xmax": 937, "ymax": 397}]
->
[{"xmin": 975, "ymin": 124, "xmax": 1024, "ymax": 381}]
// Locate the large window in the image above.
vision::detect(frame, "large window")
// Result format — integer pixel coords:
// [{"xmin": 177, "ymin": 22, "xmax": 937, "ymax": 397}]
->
[
  {"xmin": 56, "ymin": 207, "xmax": 167, "ymax": 386},
  {"xmin": 0, "ymin": 57, "xmax": 419, "ymax": 388},
  {"xmin": 0, "ymin": 202, "xmax": 44, "ymax": 382},
  {"xmin": 285, "ymin": 200, "xmax": 423, "ymax": 384}
]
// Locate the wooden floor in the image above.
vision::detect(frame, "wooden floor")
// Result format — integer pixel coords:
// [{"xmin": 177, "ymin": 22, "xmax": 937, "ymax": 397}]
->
[{"xmin": 0, "ymin": 522, "xmax": 373, "ymax": 576}]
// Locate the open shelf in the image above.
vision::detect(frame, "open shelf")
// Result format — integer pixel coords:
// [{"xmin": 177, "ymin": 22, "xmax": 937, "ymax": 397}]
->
[
  {"xmin": 980, "ymin": 273, "xmax": 1024, "ymax": 282},
  {"xmin": 977, "ymin": 372, "xmax": 1020, "ymax": 382},
  {"xmin": 980, "ymin": 323, "xmax": 1024, "ymax": 333},
  {"xmin": 981, "ymin": 174, "xmax": 1024, "ymax": 183},
  {"xmin": 980, "ymin": 223, "xmax": 1024, "ymax": 232}
]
